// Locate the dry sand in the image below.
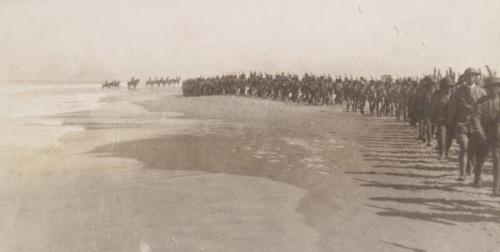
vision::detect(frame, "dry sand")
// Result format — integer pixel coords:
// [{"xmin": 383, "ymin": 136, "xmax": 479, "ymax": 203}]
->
[{"xmin": 2, "ymin": 87, "xmax": 500, "ymax": 251}]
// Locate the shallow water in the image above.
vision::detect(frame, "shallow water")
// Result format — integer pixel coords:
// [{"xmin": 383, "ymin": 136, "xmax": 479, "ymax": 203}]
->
[
  {"xmin": 0, "ymin": 83, "xmax": 109, "ymax": 167},
  {"xmin": 0, "ymin": 87, "xmax": 322, "ymax": 252}
]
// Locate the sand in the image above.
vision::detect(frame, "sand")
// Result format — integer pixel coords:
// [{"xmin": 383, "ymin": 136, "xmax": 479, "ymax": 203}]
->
[{"xmin": 2, "ymin": 87, "xmax": 500, "ymax": 251}]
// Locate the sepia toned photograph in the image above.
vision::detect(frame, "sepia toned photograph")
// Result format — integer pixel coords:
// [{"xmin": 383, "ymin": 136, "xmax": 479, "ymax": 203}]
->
[{"xmin": 1, "ymin": 0, "xmax": 499, "ymax": 251}]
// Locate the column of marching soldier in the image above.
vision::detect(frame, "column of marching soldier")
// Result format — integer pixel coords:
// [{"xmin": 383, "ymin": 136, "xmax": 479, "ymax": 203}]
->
[{"xmin": 181, "ymin": 68, "xmax": 500, "ymax": 196}]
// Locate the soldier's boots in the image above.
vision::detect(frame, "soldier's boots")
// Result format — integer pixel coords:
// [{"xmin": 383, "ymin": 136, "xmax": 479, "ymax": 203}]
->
[{"xmin": 473, "ymin": 175, "xmax": 482, "ymax": 188}]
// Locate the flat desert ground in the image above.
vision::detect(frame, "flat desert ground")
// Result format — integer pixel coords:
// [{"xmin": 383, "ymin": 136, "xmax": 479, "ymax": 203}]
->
[{"xmin": 2, "ymin": 86, "xmax": 500, "ymax": 252}]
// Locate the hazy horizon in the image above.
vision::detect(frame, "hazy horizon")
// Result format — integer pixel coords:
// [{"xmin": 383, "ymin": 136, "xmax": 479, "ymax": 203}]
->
[{"xmin": 1, "ymin": 0, "xmax": 499, "ymax": 81}]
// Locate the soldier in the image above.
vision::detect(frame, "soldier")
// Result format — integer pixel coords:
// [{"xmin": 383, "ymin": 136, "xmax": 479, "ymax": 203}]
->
[
  {"xmin": 471, "ymin": 77, "xmax": 500, "ymax": 195},
  {"xmin": 356, "ymin": 80, "xmax": 367, "ymax": 114},
  {"xmin": 431, "ymin": 77, "xmax": 454, "ymax": 159},
  {"xmin": 407, "ymin": 81, "xmax": 420, "ymax": 127},
  {"xmin": 420, "ymin": 76, "xmax": 438, "ymax": 146},
  {"xmin": 448, "ymin": 68, "xmax": 486, "ymax": 181},
  {"xmin": 365, "ymin": 81, "xmax": 378, "ymax": 115}
]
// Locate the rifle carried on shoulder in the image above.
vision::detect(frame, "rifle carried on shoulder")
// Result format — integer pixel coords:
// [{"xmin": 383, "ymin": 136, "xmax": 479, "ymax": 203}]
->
[{"xmin": 485, "ymin": 65, "xmax": 494, "ymax": 78}]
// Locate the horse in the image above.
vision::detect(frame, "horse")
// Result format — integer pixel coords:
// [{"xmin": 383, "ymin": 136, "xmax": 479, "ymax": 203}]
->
[
  {"xmin": 111, "ymin": 80, "xmax": 120, "ymax": 88},
  {"xmin": 102, "ymin": 80, "xmax": 120, "ymax": 89},
  {"xmin": 127, "ymin": 78, "xmax": 140, "ymax": 89},
  {"xmin": 158, "ymin": 77, "xmax": 165, "ymax": 87},
  {"xmin": 102, "ymin": 81, "xmax": 109, "ymax": 89}
]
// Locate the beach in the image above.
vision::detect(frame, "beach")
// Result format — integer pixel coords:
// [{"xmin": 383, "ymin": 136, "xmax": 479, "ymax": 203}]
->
[{"xmin": 2, "ymin": 84, "xmax": 500, "ymax": 252}]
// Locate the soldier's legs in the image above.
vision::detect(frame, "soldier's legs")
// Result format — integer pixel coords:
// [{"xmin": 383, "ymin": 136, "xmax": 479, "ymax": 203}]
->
[
  {"xmin": 466, "ymin": 134, "xmax": 474, "ymax": 175},
  {"xmin": 403, "ymin": 104, "xmax": 408, "ymax": 122},
  {"xmin": 423, "ymin": 120, "xmax": 429, "ymax": 145},
  {"xmin": 425, "ymin": 119, "xmax": 432, "ymax": 146},
  {"xmin": 473, "ymin": 140, "xmax": 490, "ymax": 187},
  {"xmin": 492, "ymin": 143, "xmax": 500, "ymax": 195},
  {"xmin": 405, "ymin": 105, "xmax": 410, "ymax": 122},
  {"xmin": 396, "ymin": 104, "xmax": 401, "ymax": 120},
  {"xmin": 417, "ymin": 120, "xmax": 421, "ymax": 138},
  {"xmin": 431, "ymin": 123, "xmax": 435, "ymax": 144},
  {"xmin": 456, "ymin": 132, "xmax": 469, "ymax": 180},
  {"xmin": 437, "ymin": 124, "xmax": 446, "ymax": 159},
  {"xmin": 445, "ymin": 126, "xmax": 453, "ymax": 158},
  {"xmin": 418, "ymin": 119, "xmax": 425, "ymax": 141}
]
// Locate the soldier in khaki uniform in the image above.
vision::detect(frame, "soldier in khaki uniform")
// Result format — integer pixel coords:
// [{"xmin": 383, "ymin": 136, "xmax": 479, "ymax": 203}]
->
[
  {"xmin": 414, "ymin": 81, "xmax": 426, "ymax": 140},
  {"xmin": 431, "ymin": 77, "xmax": 454, "ymax": 159},
  {"xmin": 447, "ymin": 68, "xmax": 486, "ymax": 181},
  {"xmin": 471, "ymin": 77, "xmax": 500, "ymax": 195},
  {"xmin": 420, "ymin": 76, "xmax": 438, "ymax": 146}
]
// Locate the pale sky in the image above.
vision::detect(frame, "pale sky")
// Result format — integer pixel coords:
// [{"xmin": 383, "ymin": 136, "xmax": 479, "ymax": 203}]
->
[{"xmin": 1, "ymin": 0, "xmax": 499, "ymax": 81}]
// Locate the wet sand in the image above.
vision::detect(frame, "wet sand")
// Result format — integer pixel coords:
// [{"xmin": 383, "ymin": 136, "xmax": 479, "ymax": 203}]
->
[{"xmin": 3, "ymin": 87, "xmax": 500, "ymax": 251}]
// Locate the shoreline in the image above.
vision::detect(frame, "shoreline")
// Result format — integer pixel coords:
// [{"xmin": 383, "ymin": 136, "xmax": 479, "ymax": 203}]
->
[
  {"xmin": 88, "ymin": 92, "xmax": 371, "ymax": 251},
  {"xmin": 3, "ymin": 88, "xmax": 500, "ymax": 251}
]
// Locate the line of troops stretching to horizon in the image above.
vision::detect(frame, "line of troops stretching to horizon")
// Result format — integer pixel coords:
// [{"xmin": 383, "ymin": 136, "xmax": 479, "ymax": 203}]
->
[{"xmin": 182, "ymin": 68, "xmax": 500, "ymax": 196}]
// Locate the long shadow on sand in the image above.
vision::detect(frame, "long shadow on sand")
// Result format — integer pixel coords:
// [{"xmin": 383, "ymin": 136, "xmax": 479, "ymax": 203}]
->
[
  {"xmin": 381, "ymin": 241, "xmax": 427, "ymax": 252},
  {"xmin": 367, "ymin": 196, "xmax": 500, "ymax": 225},
  {"xmin": 346, "ymin": 171, "xmax": 448, "ymax": 179},
  {"xmin": 348, "ymin": 115, "xmax": 500, "ymax": 225},
  {"xmin": 356, "ymin": 178, "xmax": 489, "ymax": 196}
]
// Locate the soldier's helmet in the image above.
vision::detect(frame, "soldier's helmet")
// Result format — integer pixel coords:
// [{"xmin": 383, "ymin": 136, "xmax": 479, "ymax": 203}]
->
[
  {"xmin": 422, "ymin": 75, "xmax": 437, "ymax": 85},
  {"xmin": 439, "ymin": 76, "xmax": 454, "ymax": 89},
  {"xmin": 464, "ymin": 67, "xmax": 481, "ymax": 76}
]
